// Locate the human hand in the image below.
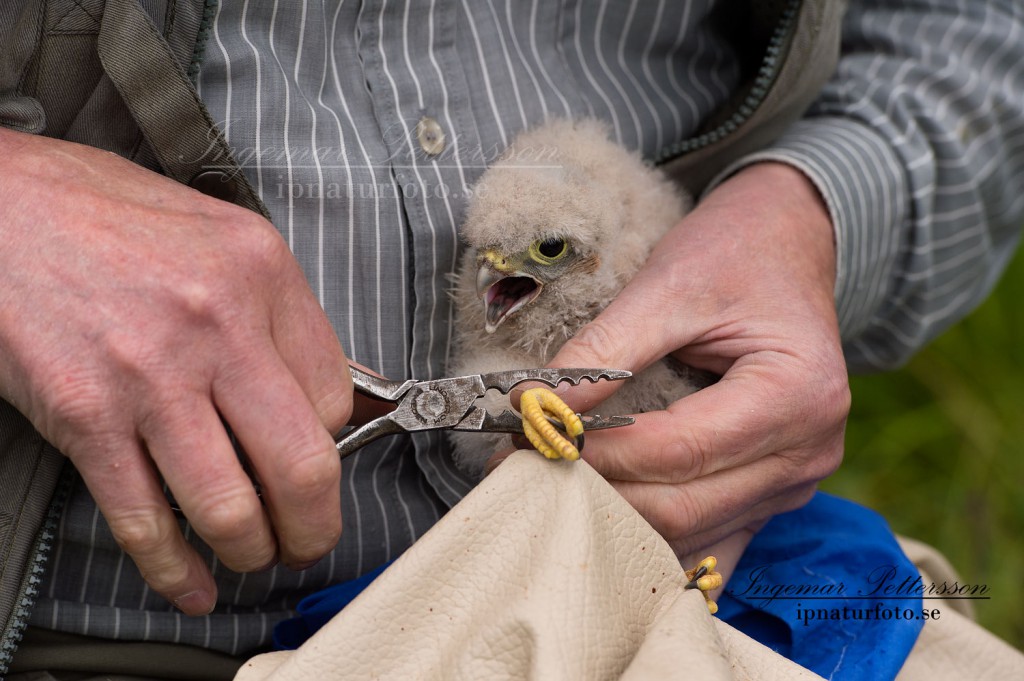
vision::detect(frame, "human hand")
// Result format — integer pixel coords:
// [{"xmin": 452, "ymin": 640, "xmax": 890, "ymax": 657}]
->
[
  {"xmin": 0, "ymin": 129, "xmax": 353, "ymax": 614},
  {"xmin": 519, "ymin": 162, "xmax": 850, "ymax": 572}
]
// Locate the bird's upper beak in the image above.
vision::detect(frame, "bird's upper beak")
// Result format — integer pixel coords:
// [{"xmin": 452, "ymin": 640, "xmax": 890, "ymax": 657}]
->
[{"xmin": 476, "ymin": 249, "xmax": 542, "ymax": 333}]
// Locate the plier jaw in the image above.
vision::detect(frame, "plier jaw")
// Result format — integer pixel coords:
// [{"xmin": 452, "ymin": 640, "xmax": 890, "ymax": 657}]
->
[{"xmin": 336, "ymin": 365, "xmax": 635, "ymax": 459}]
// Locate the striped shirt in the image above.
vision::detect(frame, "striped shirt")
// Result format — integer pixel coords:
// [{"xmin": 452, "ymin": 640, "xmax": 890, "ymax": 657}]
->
[{"xmin": 29, "ymin": 0, "xmax": 1024, "ymax": 657}]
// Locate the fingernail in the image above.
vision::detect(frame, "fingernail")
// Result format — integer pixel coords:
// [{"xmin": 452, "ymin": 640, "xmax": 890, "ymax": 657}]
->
[{"xmin": 173, "ymin": 589, "xmax": 214, "ymax": 616}]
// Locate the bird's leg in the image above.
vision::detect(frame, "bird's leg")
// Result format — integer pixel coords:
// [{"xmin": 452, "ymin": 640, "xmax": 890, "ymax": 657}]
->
[
  {"xmin": 519, "ymin": 387, "xmax": 585, "ymax": 460},
  {"xmin": 684, "ymin": 556, "xmax": 723, "ymax": 614}
]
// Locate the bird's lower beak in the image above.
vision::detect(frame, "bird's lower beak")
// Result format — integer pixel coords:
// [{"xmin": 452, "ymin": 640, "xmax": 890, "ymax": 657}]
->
[{"xmin": 475, "ymin": 260, "xmax": 542, "ymax": 333}]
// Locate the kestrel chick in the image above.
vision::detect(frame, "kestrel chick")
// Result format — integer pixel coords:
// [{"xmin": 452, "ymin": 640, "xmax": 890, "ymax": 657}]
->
[{"xmin": 448, "ymin": 119, "xmax": 705, "ymax": 477}]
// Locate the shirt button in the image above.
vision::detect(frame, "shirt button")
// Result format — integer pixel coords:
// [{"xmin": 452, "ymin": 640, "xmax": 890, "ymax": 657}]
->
[
  {"xmin": 416, "ymin": 117, "xmax": 446, "ymax": 156},
  {"xmin": 188, "ymin": 170, "xmax": 239, "ymax": 203}
]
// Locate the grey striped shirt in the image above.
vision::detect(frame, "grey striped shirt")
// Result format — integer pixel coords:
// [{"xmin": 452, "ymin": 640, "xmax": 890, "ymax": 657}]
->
[{"xmin": 30, "ymin": 0, "xmax": 1024, "ymax": 657}]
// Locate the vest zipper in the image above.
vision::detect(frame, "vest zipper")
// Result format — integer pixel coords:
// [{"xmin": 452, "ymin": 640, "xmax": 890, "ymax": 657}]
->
[
  {"xmin": 187, "ymin": 0, "xmax": 221, "ymax": 82},
  {"xmin": 654, "ymin": 0, "xmax": 803, "ymax": 163},
  {"xmin": 0, "ymin": 464, "xmax": 74, "ymax": 677}
]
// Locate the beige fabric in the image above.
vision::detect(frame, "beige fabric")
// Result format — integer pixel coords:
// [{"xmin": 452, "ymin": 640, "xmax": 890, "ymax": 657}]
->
[
  {"xmin": 235, "ymin": 451, "xmax": 820, "ymax": 681},
  {"xmin": 235, "ymin": 452, "xmax": 1024, "ymax": 680},
  {"xmin": 896, "ymin": 537, "xmax": 1024, "ymax": 680}
]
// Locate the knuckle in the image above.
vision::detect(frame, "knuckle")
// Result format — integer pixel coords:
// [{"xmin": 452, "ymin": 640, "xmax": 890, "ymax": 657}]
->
[
  {"xmin": 103, "ymin": 331, "xmax": 159, "ymax": 380},
  {"xmin": 830, "ymin": 379, "xmax": 852, "ymax": 424},
  {"xmin": 181, "ymin": 218, "xmax": 290, "ymax": 320},
  {"xmin": 108, "ymin": 509, "xmax": 179, "ymax": 563},
  {"xmin": 660, "ymin": 427, "xmax": 714, "ymax": 481},
  {"xmin": 658, "ymin": 258, "xmax": 698, "ymax": 302},
  {"xmin": 775, "ymin": 485, "xmax": 818, "ymax": 516},
  {"xmin": 189, "ymin": 489, "xmax": 264, "ymax": 544},
  {"xmin": 566, "ymin": 319, "xmax": 622, "ymax": 367},
  {"xmin": 242, "ymin": 220, "xmax": 292, "ymax": 271},
  {"xmin": 806, "ymin": 441, "xmax": 844, "ymax": 482},
  {"xmin": 171, "ymin": 279, "xmax": 225, "ymax": 325},
  {"xmin": 39, "ymin": 376, "xmax": 110, "ymax": 436},
  {"xmin": 141, "ymin": 559, "xmax": 194, "ymax": 594},
  {"xmin": 292, "ymin": 522, "xmax": 342, "ymax": 565},
  {"xmin": 659, "ymin": 488, "xmax": 708, "ymax": 541},
  {"xmin": 277, "ymin": 443, "xmax": 341, "ymax": 499},
  {"xmin": 816, "ymin": 356, "xmax": 851, "ymax": 421},
  {"xmin": 779, "ymin": 437, "xmax": 843, "ymax": 490},
  {"xmin": 28, "ymin": 351, "xmax": 117, "ymax": 430},
  {"xmin": 784, "ymin": 365, "xmax": 850, "ymax": 438},
  {"xmin": 162, "ymin": 273, "xmax": 245, "ymax": 339},
  {"xmin": 805, "ymin": 348, "xmax": 852, "ymax": 422},
  {"xmin": 315, "ymin": 385, "xmax": 355, "ymax": 436}
]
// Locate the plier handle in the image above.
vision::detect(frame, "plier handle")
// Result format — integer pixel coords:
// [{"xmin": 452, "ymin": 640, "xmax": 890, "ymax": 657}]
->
[{"xmin": 336, "ymin": 364, "xmax": 635, "ymax": 459}]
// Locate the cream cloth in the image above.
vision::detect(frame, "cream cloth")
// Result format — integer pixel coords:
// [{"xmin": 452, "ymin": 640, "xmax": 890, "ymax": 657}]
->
[{"xmin": 236, "ymin": 451, "xmax": 1023, "ymax": 680}]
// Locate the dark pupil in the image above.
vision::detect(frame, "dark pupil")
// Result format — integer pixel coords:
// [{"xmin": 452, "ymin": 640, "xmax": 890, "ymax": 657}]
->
[{"xmin": 538, "ymin": 238, "xmax": 565, "ymax": 258}]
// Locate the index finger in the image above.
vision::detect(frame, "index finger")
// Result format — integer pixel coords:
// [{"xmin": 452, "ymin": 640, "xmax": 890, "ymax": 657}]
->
[
  {"xmin": 213, "ymin": 349, "xmax": 342, "ymax": 570},
  {"xmin": 578, "ymin": 354, "xmax": 844, "ymax": 485},
  {"xmin": 270, "ymin": 286, "xmax": 354, "ymax": 435},
  {"xmin": 544, "ymin": 280, "xmax": 688, "ymax": 412}
]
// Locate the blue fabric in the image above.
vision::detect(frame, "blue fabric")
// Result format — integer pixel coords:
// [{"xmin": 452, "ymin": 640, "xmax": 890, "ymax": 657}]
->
[
  {"xmin": 274, "ymin": 492, "xmax": 924, "ymax": 680},
  {"xmin": 273, "ymin": 561, "xmax": 393, "ymax": 650},
  {"xmin": 717, "ymin": 492, "xmax": 924, "ymax": 680}
]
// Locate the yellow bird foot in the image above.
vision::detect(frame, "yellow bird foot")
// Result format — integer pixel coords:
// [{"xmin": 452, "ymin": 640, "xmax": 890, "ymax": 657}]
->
[
  {"xmin": 684, "ymin": 556, "xmax": 723, "ymax": 615},
  {"xmin": 519, "ymin": 387, "xmax": 585, "ymax": 461}
]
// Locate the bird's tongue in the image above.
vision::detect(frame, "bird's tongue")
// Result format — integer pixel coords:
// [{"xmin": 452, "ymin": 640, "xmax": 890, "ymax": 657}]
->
[{"xmin": 484, "ymin": 276, "xmax": 540, "ymax": 332}]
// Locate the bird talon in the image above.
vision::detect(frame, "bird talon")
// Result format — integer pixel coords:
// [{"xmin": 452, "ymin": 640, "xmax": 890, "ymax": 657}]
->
[
  {"xmin": 684, "ymin": 556, "xmax": 722, "ymax": 615},
  {"xmin": 520, "ymin": 387, "xmax": 584, "ymax": 461}
]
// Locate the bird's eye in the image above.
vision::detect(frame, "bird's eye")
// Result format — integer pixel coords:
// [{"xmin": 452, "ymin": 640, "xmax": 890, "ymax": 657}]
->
[{"xmin": 530, "ymin": 237, "xmax": 568, "ymax": 263}]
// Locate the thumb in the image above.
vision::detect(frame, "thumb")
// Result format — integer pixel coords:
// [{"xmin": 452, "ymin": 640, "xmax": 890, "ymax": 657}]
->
[{"xmin": 545, "ymin": 287, "xmax": 680, "ymax": 413}]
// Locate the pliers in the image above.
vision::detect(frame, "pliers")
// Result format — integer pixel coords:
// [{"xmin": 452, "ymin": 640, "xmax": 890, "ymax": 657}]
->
[
  {"xmin": 337, "ymin": 364, "xmax": 635, "ymax": 458},
  {"xmin": 167, "ymin": 365, "xmax": 633, "ymax": 516}
]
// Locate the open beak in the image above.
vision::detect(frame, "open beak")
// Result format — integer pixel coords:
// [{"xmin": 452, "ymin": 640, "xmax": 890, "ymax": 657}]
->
[{"xmin": 476, "ymin": 257, "xmax": 542, "ymax": 333}]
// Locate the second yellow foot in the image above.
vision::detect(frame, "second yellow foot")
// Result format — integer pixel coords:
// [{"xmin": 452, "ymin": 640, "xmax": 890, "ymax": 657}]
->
[{"xmin": 685, "ymin": 556, "xmax": 723, "ymax": 615}]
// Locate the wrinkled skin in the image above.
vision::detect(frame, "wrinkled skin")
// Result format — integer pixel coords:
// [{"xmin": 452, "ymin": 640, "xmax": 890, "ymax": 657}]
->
[
  {"xmin": 490, "ymin": 162, "xmax": 851, "ymax": 583},
  {"xmin": 0, "ymin": 128, "xmax": 368, "ymax": 615},
  {"xmin": 1, "ymin": 122, "xmax": 847, "ymax": 611}
]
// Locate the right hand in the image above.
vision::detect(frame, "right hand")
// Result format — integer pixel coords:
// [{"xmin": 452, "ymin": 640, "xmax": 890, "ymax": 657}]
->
[{"xmin": 0, "ymin": 128, "xmax": 353, "ymax": 615}]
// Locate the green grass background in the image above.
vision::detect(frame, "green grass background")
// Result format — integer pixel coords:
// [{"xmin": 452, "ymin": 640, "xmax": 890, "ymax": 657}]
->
[{"xmin": 823, "ymin": 245, "xmax": 1024, "ymax": 650}]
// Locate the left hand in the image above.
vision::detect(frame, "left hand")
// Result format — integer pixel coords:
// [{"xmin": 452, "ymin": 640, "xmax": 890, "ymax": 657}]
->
[{"xmin": 495, "ymin": 162, "xmax": 851, "ymax": 575}]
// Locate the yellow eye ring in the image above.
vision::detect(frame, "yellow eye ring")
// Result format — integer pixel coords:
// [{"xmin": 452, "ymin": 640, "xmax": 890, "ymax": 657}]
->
[{"xmin": 529, "ymin": 237, "xmax": 568, "ymax": 263}]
